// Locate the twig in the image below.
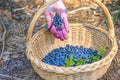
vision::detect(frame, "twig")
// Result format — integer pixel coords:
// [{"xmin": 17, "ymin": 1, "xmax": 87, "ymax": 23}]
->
[
  {"xmin": 68, "ymin": 7, "xmax": 90, "ymax": 14},
  {"xmin": 0, "ymin": 73, "xmax": 26, "ymax": 80},
  {"xmin": 13, "ymin": 6, "xmax": 29, "ymax": 12},
  {"xmin": 111, "ymin": 10, "xmax": 119, "ymax": 15},
  {"xmin": 1, "ymin": 24, "xmax": 6, "ymax": 57}
]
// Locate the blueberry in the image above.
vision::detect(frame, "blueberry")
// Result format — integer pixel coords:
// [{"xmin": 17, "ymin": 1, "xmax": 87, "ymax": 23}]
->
[
  {"xmin": 93, "ymin": 50, "xmax": 97, "ymax": 53},
  {"xmin": 63, "ymin": 48, "xmax": 66, "ymax": 52},
  {"xmin": 97, "ymin": 55, "xmax": 102, "ymax": 59},
  {"xmin": 66, "ymin": 44, "xmax": 70, "ymax": 47},
  {"xmin": 59, "ymin": 22, "xmax": 62, "ymax": 25},
  {"xmin": 75, "ymin": 46, "xmax": 79, "ymax": 49},
  {"xmin": 93, "ymin": 52, "xmax": 98, "ymax": 56},
  {"xmin": 80, "ymin": 46, "xmax": 83, "ymax": 49},
  {"xmin": 65, "ymin": 46, "xmax": 69, "ymax": 50},
  {"xmin": 42, "ymin": 58, "xmax": 46, "ymax": 62},
  {"xmin": 52, "ymin": 22, "xmax": 55, "ymax": 25},
  {"xmin": 59, "ymin": 47, "xmax": 63, "ymax": 49},
  {"xmin": 84, "ymin": 48, "xmax": 88, "ymax": 52},
  {"xmin": 89, "ymin": 48, "xmax": 93, "ymax": 52},
  {"xmin": 56, "ymin": 26, "xmax": 62, "ymax": 31}
]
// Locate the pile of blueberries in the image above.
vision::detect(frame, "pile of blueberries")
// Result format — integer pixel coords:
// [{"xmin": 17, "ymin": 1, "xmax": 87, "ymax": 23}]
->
[
  {"xmin": 42, "ymin": 44, "xmax": 102, "ymax": 66},
  {"xmin": 52, "ymin": 13, "xmax": 63, "ymax": 31}
]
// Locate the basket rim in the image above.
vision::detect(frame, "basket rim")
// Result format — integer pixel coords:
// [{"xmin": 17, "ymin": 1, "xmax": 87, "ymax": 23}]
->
[{"xmin": 27, "ymin": 23, "xmax": 118, "ymax": 74}]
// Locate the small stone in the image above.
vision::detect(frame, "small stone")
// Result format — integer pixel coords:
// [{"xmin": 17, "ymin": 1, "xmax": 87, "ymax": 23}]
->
[
  {"xmin": 35, "ymin": 21, "xmax": 40, "ymax": 27},
  {"xmin": 12, "ymin": 14, "xmax": 21, "ymax": 21}
]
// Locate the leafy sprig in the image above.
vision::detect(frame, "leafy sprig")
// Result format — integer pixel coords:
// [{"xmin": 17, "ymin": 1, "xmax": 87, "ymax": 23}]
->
[
  {"xmin": 97, "ymin": 45, "xmax": 108, "ymax": 57},
  {"xmin": 65, "ymin": 56, "xmax": 75, "ymax": 67},
  {"xmin": 65, "ymin": 45, "xmax": 108, "ymax": 67}
]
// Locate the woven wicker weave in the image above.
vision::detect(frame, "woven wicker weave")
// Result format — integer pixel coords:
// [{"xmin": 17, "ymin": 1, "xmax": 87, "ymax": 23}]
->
[{"xmin": 26, "ymin": 0, "xmax": 118, "ymax": 80}]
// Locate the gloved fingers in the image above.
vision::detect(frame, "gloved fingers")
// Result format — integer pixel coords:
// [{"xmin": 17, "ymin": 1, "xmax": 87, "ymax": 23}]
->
[
  {"xmin": 48, "ymin": 12, "xmax": 56, "ymax": 30},
  {"xmin": 50, "ymin": 25, "xmax": 60, "ymax": 39},
  {"xmin": 53, "ymin": 33, "xmax": 60, "ymax": 39},
  {"xmin": 61, "ymin": 23, "xmax": 68, "ymax": 39},
  {"xmin": 57, "ymin": 30, "xmax": 65, "ymax": 41},
  {"xmin": 62, "ymin": 28, "xmax": 68, "ymax": 39}
]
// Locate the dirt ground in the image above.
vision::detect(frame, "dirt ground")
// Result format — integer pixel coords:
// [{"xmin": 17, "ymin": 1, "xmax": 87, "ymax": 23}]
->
[{"xmin": 0, "ymin": 0, "xmax": 120, "ymax": 80}]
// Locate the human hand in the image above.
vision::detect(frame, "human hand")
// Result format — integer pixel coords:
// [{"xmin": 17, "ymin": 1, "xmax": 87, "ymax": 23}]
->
[{"xmin": 44, "ymin": 0, "xmax": 69, "ymax": 41}]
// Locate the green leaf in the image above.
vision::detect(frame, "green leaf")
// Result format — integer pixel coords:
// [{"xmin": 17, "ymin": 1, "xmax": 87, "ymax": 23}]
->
[
  {"xmin": 70, "ymin": 56, "xmax": 73, "ymax": 61},
  {"xmin": 72, "ymin": 50, "xmax": 75, "ymax": 53},
  {"xmin": 65, "ymin": 59, "xmax": 69, "ymax": 67},
  {"xmin": 71, "ymin": 61, "xmax": 75, "ymax": 65},
  {"xmin": 97, "ymin": 45, "xmax": 108, "ymax": 57},
  {"xmin": 79, "ymin": 58, "xmax": 83, "ymax": 62},
  {"xmin": 65, "ymin": 58, "xmax": 69, "ymax": 63},
  {"xmin": 65, "ymin": 56, "xmax": 75, "ymax": 67},
  {"xmin": 85, "ymin": 59, "xmax": 89, "ymax": 63},
  {"xmin": 76, "ymin": 58, "xmax": 84, "ymax": 66}
]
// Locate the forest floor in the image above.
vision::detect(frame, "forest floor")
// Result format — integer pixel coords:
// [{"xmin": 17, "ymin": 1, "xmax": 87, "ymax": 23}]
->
[{"xmin": 0, "ymin": 0, "xmax": 120, "ymax": 80}]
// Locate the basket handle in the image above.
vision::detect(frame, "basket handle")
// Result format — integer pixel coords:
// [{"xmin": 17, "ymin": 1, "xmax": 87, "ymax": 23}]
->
[{"xmin": 26, "ymin": 0, "xmax": 114, "ymax": 50}]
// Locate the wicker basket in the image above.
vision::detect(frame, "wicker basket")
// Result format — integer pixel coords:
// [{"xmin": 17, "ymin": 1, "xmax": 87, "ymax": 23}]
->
[{"xmin": 26, "ymin": 0, "xmax": 118, "ymax": 80}]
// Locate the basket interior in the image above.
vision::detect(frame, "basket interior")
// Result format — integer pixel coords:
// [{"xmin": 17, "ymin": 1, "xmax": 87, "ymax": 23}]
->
[{"xmin": 31, "ymin": 24, "xmax": 112, "ymax": 61}]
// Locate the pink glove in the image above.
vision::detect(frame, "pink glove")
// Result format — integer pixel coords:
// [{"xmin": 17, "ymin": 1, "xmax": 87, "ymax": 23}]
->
[{"xmin": 44, "ymin": 0, "xmax": 69, "ymax": 41}]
